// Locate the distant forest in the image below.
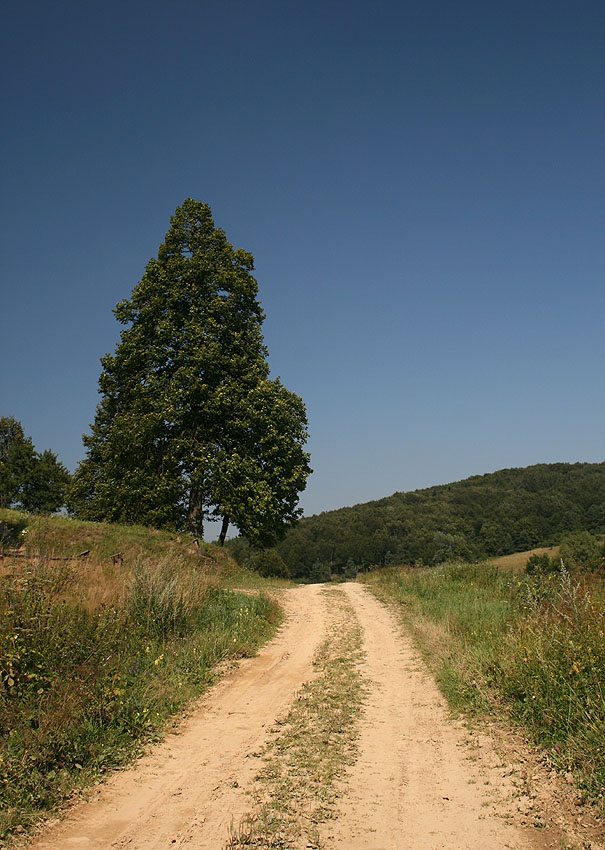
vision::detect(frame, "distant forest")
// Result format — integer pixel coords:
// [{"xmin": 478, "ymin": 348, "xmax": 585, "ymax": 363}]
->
[{"xmin": 272, "ymin": 463, "xmax": 605, "ymax": 578}]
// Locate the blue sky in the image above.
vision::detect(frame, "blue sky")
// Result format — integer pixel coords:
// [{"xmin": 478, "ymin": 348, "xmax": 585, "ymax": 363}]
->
[{"xmin": 2, "ymin": 0, "xmax": 604, "ymax": 536}]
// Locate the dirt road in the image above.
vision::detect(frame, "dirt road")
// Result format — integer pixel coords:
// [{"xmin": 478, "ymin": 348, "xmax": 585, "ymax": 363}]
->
[{"xmin": 29, "ymin": 583, "xmax": 562, "ymax": 850}]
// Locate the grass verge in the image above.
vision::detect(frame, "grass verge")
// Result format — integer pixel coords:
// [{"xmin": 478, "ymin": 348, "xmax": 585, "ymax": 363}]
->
[
  {"xmin": 363, "ymin": 563, "xmax": 605, "ymax": 808},
  {"xmin": 0, "ymin": 508, "xmax": 227, "ymax": 570},
  {"xmin": 226, "ymin": 586, "xmax": 366, "ymax": 849},
  {"xmin": 0, "ymin": 531, "xmax": 281, "ymax": 843}
]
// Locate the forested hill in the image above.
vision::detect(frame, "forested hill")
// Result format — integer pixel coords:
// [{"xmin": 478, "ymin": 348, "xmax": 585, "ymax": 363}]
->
[{"xmin": 276, "ymin": 463, "xmax": 605, "ymax": 578}]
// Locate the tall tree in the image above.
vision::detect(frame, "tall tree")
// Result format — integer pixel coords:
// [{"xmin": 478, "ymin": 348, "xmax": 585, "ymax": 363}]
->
[
  {"xmin": 0, "ymin": 417, "xmax": 35, "ymax": 509},
  {"xmin": 20, "ymin": 449, "xmax": 71, "ymax": 514},
  {"xmin": 0, "ymin": 417, "xmax": 70, "ymax": 513},
  {"xmin": 70, "ymin": 200, "xmax": 311, "ymax": 542}
]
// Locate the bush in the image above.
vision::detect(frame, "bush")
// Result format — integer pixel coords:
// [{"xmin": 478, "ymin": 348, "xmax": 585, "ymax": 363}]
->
[
  {"xmin": 559, "ymin": 531, "xmax": 604, "ymax": 571},
  {"xmin": 308, "ymin": 559, "xmax": 331, "ymax": 583},
  {"xmin": 525, "ymin": 552, "xmax": 560, "ymax": 575},
  {"xmin": 344, "ymin": 558, "xmax": 358, "ymax": 580},
  {"xmin": 249, "ymin": 549, "xmax": 290, "ymax": 579}
]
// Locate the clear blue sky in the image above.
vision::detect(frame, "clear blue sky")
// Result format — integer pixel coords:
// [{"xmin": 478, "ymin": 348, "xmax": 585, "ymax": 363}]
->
[{"xmin": 2, "ymin": 0, "xmax": 604, "ymax": 537}]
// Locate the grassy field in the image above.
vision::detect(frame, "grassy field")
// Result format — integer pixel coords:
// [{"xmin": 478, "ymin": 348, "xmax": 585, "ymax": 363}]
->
[
  {"xmin": 363, "ymin": 562, "xmax": 605, "ymax": 808},
  {"xmin": 488, "ymin": 546, "xmax": 559, "ymax": 572},
  {"xmin": 0, "ymin": 510, "xmax": 283, "ymax": 841}
]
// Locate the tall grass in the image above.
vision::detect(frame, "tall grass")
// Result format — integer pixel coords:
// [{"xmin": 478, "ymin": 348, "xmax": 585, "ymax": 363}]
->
[
  {"xmin": 0, "ymin": 551, "xmax": 280, "ymax": 840},
  {"xmin": 364, "ymin": 563, "xmax": 605, "ymax": 804}
]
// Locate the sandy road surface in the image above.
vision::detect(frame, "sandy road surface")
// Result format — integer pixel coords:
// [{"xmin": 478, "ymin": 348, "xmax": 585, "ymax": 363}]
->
[{"xmin": 28, "ymin": 582, "xmax": 548, "ymax": 850}]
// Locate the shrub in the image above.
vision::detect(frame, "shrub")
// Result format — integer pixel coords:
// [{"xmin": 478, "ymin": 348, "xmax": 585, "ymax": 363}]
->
[
  {"xmin": 248, "ymin": 549, "xmax": 290, "ymax": 579},
  {"xmin": 525, "ymin": 552, "xmax": 560, "ymax": 575},
  {"xmin": 559, "ymin": 531, "xmax": 603, "ymax": 571},
  {"xmin": 308, "ymin": 559, "xmax": 331, "ymax": 583},
  {"xmin": 344, "ymin": 558, "xmax": 358, "ymax": 579}
]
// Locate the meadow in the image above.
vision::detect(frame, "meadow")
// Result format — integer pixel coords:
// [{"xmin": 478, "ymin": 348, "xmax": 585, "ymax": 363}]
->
[{"xmin": 0, "ymin": 510, "xmax": 281, "ymax": 840}]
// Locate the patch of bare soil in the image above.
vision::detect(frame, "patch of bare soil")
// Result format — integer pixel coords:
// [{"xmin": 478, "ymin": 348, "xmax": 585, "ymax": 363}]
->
[{"xmin": 462, "ymin": 720, "xmax": 605, "ymax": 850}]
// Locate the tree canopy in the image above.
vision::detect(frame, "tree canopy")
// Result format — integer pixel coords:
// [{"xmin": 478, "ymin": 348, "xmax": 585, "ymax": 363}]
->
[{"xmin": 69, "ymin": 199, "xmax": 311, "ymax": 543}]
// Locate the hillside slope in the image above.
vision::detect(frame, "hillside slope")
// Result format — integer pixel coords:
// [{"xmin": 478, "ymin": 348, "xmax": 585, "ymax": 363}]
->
[{"xmin": 276, "ymin": 462, "xmax": 605, "ymax": 576}]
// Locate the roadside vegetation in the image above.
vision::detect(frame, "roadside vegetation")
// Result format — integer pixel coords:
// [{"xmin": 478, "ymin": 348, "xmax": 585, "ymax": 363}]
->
[
  {"xmin": 0, "ymin": 509, "xmax": 281, "ymax": 841},
  {"xmin": 363, "ymin": 537, "xmax": 605, "ymax": 808}
]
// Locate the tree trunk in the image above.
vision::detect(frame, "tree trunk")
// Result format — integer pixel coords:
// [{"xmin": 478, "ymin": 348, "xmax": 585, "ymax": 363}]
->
[
  {"xmin": 187, "ymin": 488, "xmax": 204, "ymax": 540},
  {"xmin": 218, "ymin": 515, "xmax": 230, "ymax": 547}
]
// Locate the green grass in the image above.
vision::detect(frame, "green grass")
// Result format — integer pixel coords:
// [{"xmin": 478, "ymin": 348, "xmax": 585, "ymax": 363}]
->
[
  {"xmin": 0, "ymin": 512, "xmax": 282, "ymax": 842},
  {"xmin": 216, "ymin": 560, "xmax": 295, "ymax": 592},
  {"xmin": 0, "ymin": 508, "xmax": 227, "ymax": 568},
  {"xmin": 363, "ymin": 563, "xmax": 605, "ymax": 807}
]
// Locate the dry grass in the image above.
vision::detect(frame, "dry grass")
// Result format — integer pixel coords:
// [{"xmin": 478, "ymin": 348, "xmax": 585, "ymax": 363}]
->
[
  {"xmin": 0, "ymin": 508, "xmax": 232, "ymax": 572},
  {"xmin": 488, "ymin": 546, "xmax": 560, "ymax": 572}
]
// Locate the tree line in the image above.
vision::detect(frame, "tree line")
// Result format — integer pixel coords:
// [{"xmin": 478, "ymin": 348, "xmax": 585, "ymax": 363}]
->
[{"xmin": 270, "ymin": 463, "xmax": 605, "ymax": 579}]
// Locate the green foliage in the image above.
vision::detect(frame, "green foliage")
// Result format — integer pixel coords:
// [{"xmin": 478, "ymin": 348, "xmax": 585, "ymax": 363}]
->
[
  {"xmin": 308, "ymin": 559, "xmax": 331, "ymax": 583},
  {"xmin": 344, "ymin": 558, "xmax": 358, "ymax": 580},
  {"xmin": 277, "ymin": 462, "xmax": 605, "ymax": 580},
  {"xmin": 526, "ymin": 532, "xmax": 604, "ymax": 574},
  {"xmin": 20, "ymin": 450, "xmax": 71, "ymax": 514},
  {"xmin": 365, "ymin": 564, "xmax": 605, "ymax": 803},
  {"xmin": 525, "ymin": 552, "xmax": 560, "ymax": 575},
  {"xmin": 0, "ymin": 418, "xmax": 70, "ymax": 514},
  {"xmin": 558, "ymin": 531, "xmax": 604, "ymax": 571},
  {"xmin": 248, "ymin": 548, "xmax": 290, "ymax": 579},
  {"xmin": 224, "ymin": 535, "xmax": 251, "ymax": 565},
  {"xmin": 0, "ymin": 417, "xmax": 34, "ymax": 508},
  {"xmin": 69, "ymin": 199, "xmax": 311, "ymax": 544}
]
